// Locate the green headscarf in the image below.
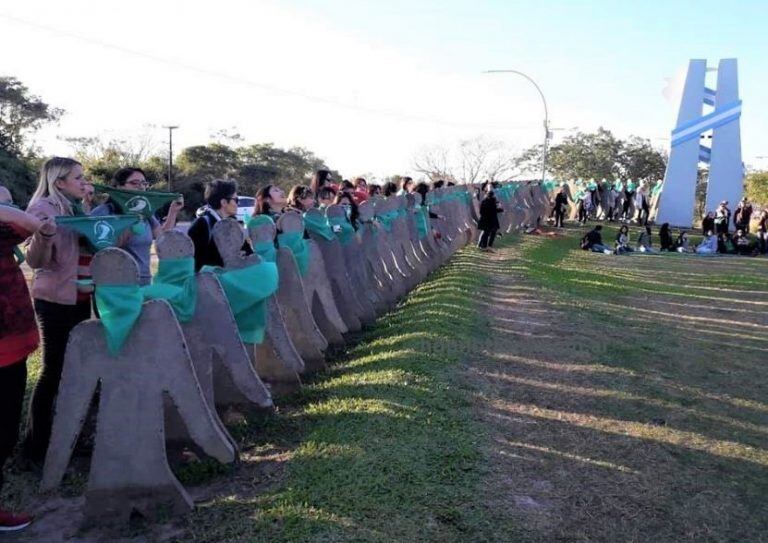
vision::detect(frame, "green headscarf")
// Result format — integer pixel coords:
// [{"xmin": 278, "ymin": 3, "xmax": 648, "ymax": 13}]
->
[
  {"xmin": 93, "ymin": 184, "xmax": 181, "ymax": 221},
  {"xmin": 201, "ymin": 261, "xmax": 279, "ymax": 344},
  {"xmin": 246, "ymin": 215, "xmax": 278, "ymax": 263},
  {"xmin": 55, "ymin": 215, "xmax": 141, "ymax": 253},
  {"xmin": 327, "ymin": 214, "xmax": 356, "ymax": 245},
  {"xmin": 413, "ymin": 204, "xmax": 429, "ymax": 239},
  {"xmin": 303, "ymin": 212, "xmax": 335, "ymax": 241}
]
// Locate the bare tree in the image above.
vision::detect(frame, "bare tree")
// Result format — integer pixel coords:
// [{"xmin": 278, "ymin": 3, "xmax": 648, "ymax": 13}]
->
[
  {"xmin": 412, "ymin": 136, "xmax": 520, "ymax": 184},
  {"xmin": 412, "ymin": 143, "xmax": 453, "ymax": 182}
]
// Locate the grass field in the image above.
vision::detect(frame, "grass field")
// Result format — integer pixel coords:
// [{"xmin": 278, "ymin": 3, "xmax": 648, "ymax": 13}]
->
[{"xmin": 5, "ymin": 225, "xmax": 768, "ymax": 542}]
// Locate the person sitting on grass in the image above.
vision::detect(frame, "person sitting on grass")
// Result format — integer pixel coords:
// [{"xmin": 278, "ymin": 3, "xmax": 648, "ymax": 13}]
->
[
  {"xmin": 659, "ymin": 223, "xmax": 674, "ymax": 251},
  {"xmin": 675, "ymin": 230, "xmax": 691, "ymax": 253},
  {"xmin": 636, "ymin": 225, "xmax": 655, "ymax": 253},
  {"xmin": 696, "ymin": 231, "xmax": 718, "ymax": 254},
  {"xmin": 580, "ymin": 224, "xmax": 611, "ymax": 253},
  {"xmin": 733, "ymin": 229, "xmax": 755, "ymax": 256},
  {"xmin": 615, "ymin": 224, "xmax": 634, "ymax": 254}
]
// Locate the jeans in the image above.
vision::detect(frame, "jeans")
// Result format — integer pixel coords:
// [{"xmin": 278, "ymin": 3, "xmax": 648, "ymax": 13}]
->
[
  {"xmin": 590, "ymin": 243, "xmax": 610, "ymax": 253},
  {"xmin": 0, "ymin": 359, "xmax": 27, "ymax": 491},
  {"xmin": 22, "ymin": 299, "xmax": 91, "ymax": 463},
  {"xmin": 478, "ymin": 229, "xmax": 498, "ymax": 248}
]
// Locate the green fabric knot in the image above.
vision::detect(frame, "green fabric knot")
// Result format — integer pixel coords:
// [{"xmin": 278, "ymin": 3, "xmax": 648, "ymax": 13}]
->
[
  {"xmin": 277, "ymin": 231, "xmax": 310, "ymax": 276},
  {"xmin": 201, "ymin": 261, "xmax": 279, "ymax": 344},
  {"xmin": 95, "ymin": 284, "xmax": 145, "ymax": 355},
  {"xmin": 94, "ymin": 184, "xmax": 181, "ymax": 220},
  {"xmin": 253, "ymin": 240, "xmax": 277, "ymax": 263},
  {"xmin": 246, "ymin": 214, "xmax": 275, "ymax": 229},
  {"xmin": 55, "ymin": 215, "xmax": 141, "ymax": 253},
  {"xmin": 303, "ymin": 212, "xmax": 335, "ymax": 241},
  {"xmin": 375, "ymin": 210, "xmax": 400, "ymax": 232},
  {"xmin": 327, "ymin": 215, "xmax": 356, "ymax": 245},
  {"xmin": 142, "ymin": 257, "xmax": 197, "ymax": 322}
]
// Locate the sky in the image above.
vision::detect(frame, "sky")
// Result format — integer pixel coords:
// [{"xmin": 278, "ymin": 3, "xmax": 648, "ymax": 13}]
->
[{"xmin": 1, "ymin": 0, "xmax": 766, "ymax": 179}]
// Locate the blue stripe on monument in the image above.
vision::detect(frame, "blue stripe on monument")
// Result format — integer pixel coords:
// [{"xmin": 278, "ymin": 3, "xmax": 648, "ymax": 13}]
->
[
  {"xmin": 671, "ymin": 112, "xmax": 741, "ymax": 146},
  {"xmin": 672, "ymin": 100, "xmax": 742, "ymax": 134}
]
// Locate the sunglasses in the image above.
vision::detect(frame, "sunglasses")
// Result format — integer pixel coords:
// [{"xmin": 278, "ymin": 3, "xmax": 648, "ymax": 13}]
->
[{"xmin": 227, "ymin": 196, "xmax": 240, "ymax": 204}]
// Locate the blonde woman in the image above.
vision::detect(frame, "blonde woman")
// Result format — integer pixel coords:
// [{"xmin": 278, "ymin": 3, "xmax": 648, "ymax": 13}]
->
[{"xmin": 22, "ymin": 157, "xmax": 91, "ymax": 465}]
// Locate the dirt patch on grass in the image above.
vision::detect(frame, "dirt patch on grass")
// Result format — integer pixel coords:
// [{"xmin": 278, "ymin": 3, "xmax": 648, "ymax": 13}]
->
[{"xmin": 468, "ymin": 242, "xmax": 768, "ymax": 542}]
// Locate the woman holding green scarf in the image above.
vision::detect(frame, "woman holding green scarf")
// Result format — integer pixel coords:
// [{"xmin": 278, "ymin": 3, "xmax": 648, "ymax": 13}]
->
[
  {"xmin": 23, "ymin": 157, "xmax": 91, "ymax": 465},
  {"xmin": 91, "ymin": 168, "xmax": 182, "ymax": 285}
]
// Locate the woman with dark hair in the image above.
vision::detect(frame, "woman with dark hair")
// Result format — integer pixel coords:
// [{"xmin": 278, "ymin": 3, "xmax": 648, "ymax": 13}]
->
[
  {"xmin": 310, "ymin": 169, "xmax": 335, "ymax": 199},
  {"xmin": 432, "ymin": 179, "xmax": 445, "ymax": 190},
  {"xmin": 477, "ymin": 189, "xmax": 503, "ymax": 250},
  {"xmin": 659, "ymin": 223, "xmax": 674, "ymax": 251},
  {"xmin": 334, "ymin": 191, "xmax": 360, "ymax": 229},
  {"xmin": 413, "ymin": 182, "xmax": 443, "ymax": 220},
  {"xmin": 286, "ymin": 185, "xmax": 315, "ymax": 212},
  {"xmin": 702, "ymin": 211, "xmax": 715, "ymax": 236},
  {"xmin": 253, "ymin": 184, "xmax": 286, "ymax": 219},
  {"xmin": 367, "ymin": 184, "xmax": 382, "ymax": 198},
  {"xmin": 615, "ymin": 224, "xmax": 633, "ymax": 254},
  {"xmin": 397, "ymin": 177, "xmax": 414, "ymax": 196},
  {"xmin": 188, "ymin": 179, "xmax": 250, "ymax": 271},
  {"xmin": 352, "ymin": 178, "xmax": 369, "ymax": 204},
  {"xmin": 317, "ymin": 185, "xmax": 337, "ymax": 209},
  {"xmin": 757, "ymin": 209, "xmax": 768, "ymax": 254},
  {"xmin": 636, "ymin": 225, "xmax": 655, "ymax": 253},
  {"xmin": 382, "ymin": 182, "xmax": 398, "ymax": 197},
  {"xmin": 91, "ymin": 167, "xmax": 182, "ymax": 285}
]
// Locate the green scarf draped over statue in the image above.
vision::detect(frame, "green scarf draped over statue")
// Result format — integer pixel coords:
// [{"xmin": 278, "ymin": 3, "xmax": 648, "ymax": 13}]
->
[
  {"xmin": 413, "ymin": 204, "xmax": 430, "ymax": 239},
  {"xmin": 303, "ymin": 212, "xmax": 335, "ymax": 241},
  {"xmin": 201, "ymin": 261, "xmax": 279, "ymax": 344},
  {"xmin": 375, "ymin": 209, "xmax": 400, "ymax": 232},
  {"xmin": 93, "ymin": 184, "xmax": 181, "ymax": 220},
  {"xmin": 94, "ymin": 284, "xmax": 145, "ymax": 355},
  {"xmin": 327, "ymin": 214, "xmax": 356, "ymax": 245},
  {"xmin": 55, "ymin": 215, "xmax": 141, "ymax": 253},
  {"xmin": 246, "ymin": 215, "xmax": 279, "ymax": 263},
  {"xmin": 141, "ymin": 257, "xmax": 197, "ymax": 322},
  {"xmin": 277, "ymin": 231, "xmax": 311, "ymax": 276}
]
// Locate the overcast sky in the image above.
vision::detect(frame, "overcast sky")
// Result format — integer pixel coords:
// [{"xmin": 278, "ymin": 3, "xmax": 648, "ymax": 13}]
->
[{"xmin": 1, "ymin": 0, "xmax": 766, "ymax": 179}]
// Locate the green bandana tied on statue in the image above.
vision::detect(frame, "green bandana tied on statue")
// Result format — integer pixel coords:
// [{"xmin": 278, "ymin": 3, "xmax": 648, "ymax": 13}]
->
[
  {"xmin": 303, "ymin": 212, "xmax": 335, "ymax": 241},
  {"xmin": 277, "ymin": 231, "xmax": 310, "ymax": 276},
  {"xmin": 375, "ymin": 209, "xmax": 400, "ymax": 232},
  {"xmin": 93, "ymin": 184, "xmax": 181, "ymax": 221},
  {"xmin": 95, "ymin": 284, "xmax": 145, "ymax": 355},
  {"xmin": 142, "ymin": 257, "xmax": 197, "ymax": 322},
  {"xmin": 413, "ymin": 204, "xmax": 429, "ymax": 239},
  {"xmin": 245, "ymin": 215, "xmax": 279, "ymax": 263},
  {"xmin": 55, "ymin": 215, "xmax": 141, "ymax": 253},
  {"xmin": 201, "ymin": 261, "xmax": 279, "ymax": 344},
  {"xmin": 327, "ymin": 214, "xmax": 356, "ymax": 245}
]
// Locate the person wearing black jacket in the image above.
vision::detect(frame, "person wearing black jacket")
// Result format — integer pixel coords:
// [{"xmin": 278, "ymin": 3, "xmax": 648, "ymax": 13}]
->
[
  {"xmin": 701, "ymin": 211, "xmax": 715, "ymax": 236},
  {"xmin": 187, "ymin": 179, "xmax": 251, "ymax": 271},
  {"xmin": 659, "ymin": 223, "xmax": 674, "ymax": 251},
  {"xmin": 477, "ymin": 190, "xmax": 502, "ymax": 250},
  {"xmin": 553, "ymin": 186, "xmax": 569, "ymax": 228}
]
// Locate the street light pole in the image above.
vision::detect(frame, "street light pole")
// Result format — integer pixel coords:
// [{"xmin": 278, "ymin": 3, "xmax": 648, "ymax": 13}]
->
[
  {"xmin": 162, "ymin": 125, "xmax": 179, "ymax": 191},
  {"xmin": 483, "ymin": 70, "xmax": 550, "ymax": 182}
]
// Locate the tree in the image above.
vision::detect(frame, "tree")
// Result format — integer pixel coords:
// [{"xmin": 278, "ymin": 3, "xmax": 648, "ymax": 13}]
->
[
  {"xmin": 412, "ymin": 136, "xmax": 519, "ymax": 183},
  {"xmin": 745, "ymin": 171, "xmax": 768, "ymax": 205},
  {"xmin": 0, "ymin": 77, "xmax": 63, "ymax": 154},
  {"xmin": 0, "ymin": 147, "xmax": 36, "ymax": 204},
  {"xmin": 517, "ymin": 128, "xmax": 667, "ymax": 182}
]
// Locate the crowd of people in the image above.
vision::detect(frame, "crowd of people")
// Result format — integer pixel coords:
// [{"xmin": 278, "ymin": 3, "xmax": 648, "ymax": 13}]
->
[{"xmin": 0, "ymin": 159, "xmax": 468, "ymax": 531}]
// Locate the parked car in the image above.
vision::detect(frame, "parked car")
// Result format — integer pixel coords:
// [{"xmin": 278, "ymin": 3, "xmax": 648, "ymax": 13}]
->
[{"xmin": 236, "ymin": 196, "xmax": 255, "ymax": 223}]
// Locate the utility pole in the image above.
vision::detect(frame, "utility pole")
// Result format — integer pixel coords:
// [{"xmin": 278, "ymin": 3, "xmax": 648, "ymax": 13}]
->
[{"xmin": 162, "ymin": 125, "xmax": 179, "ymax": 191}]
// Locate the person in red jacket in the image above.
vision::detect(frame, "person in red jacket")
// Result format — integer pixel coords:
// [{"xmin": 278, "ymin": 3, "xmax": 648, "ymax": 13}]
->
[{"xmin": 0, "ymin": 186, "xmax": 55, "ymax": 532}]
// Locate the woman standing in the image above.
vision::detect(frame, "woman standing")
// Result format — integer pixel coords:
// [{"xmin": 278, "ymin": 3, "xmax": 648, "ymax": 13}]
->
[
  {"xmin": 91, "ymin": 167, "xmax": 182, "ymax": 285},
  {"xmin": 22, "ymin": 158, "xmax": 90, "ymax": 465},
  {"xmin": 0, "ymin": 187, "xmax": 52, "ymax": 531},
  {"xmin": 477, "ymin": 189, "xmax": 503, "ymax": 251}
]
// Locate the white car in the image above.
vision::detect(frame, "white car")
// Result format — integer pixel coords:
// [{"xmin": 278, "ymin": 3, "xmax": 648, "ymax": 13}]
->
[{"xmin": 236, "ymin": 196, "xmax": 255, "ymax": 223}]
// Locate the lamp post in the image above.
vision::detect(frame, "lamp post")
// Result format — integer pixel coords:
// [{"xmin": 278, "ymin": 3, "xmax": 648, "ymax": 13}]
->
[
  {"xmin": 162, "ymin": 125, "xmax": 179, "ymax": 191},
  {"xmin": 483, "ymin": 70, "xmax": 550, "ymax": 182}
]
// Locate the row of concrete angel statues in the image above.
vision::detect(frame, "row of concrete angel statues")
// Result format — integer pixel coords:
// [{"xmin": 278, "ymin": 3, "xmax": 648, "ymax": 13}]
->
[{"xmin": 38, "ymin": 183, "xmax": 549, "ymax": 526}]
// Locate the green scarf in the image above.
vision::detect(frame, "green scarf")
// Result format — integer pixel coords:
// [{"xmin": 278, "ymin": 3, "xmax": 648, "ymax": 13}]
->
[
  {"xmin": 93, "ymin": 185, "xmax": 181, "ymax": 220},
  {"xmin": 303, "ymin": 212, "xmax": 335, "ymax": 241},
  {"xmin": 277, "ymin": 231, "xmax": 310, "ymax": 276},
  {"xmin": 327, "ymin": 215, "xmax": 356, "ymax": 245},
  {"xmin": 95, "ymin": 284, "xmax": 145, "ymax": 355},
  {"xmin": 141, "ymin": 257, "xmax": 197, "ymax": 322},
  {"xmin": 201, "ymin": 261, "xmax": 279, "ymax": 344},
  {"xmin": 55, "ymin": 215, "xmax": 141, "ymax": 253},
  {"xmin": 253, "ymin": 240, "xmax": 277, "ymax": 263},
  {"xmin": 375, "ymin": 210, "xmax": 400, "ymax": 232},
  {"xmin": 413, "ymin": 205, "xmax": 429, "ymax": 239}
]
